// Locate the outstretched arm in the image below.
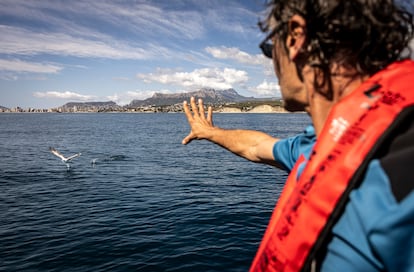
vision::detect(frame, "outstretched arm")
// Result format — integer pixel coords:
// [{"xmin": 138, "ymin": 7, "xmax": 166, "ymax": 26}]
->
[{"xmin": 182, "ymin": 97, "xmax": 282, "ymax": 167}]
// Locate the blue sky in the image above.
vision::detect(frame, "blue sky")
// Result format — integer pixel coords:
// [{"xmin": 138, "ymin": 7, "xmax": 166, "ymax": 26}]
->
[{"xmin": 0, "ymin": 0, "xmax": 280, "ymax": 109}]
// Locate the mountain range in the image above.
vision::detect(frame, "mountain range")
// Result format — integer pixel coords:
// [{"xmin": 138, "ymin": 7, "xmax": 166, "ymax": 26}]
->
[
  {"xmin": 127, "ymin": 88, "xmax": 258, "ymax": 107},
  {"xmin": 60, "ymin": 88, "xmax": 277, "ymax": 109},
  {"xmin": 0, "ymin": 89, "xmax": 279, "ymax": 111}
]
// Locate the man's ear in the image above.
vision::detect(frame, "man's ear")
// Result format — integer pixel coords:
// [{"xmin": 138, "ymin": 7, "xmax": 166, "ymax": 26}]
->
[{"xmin": 286, "ymin": 14, "xmax": 306, "ymax": 60}]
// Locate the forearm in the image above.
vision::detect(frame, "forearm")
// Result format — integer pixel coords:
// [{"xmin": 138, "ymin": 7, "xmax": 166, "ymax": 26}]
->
[{"xmin": 206, "ymin": 127, "xmax": 279, "ymax": 164}]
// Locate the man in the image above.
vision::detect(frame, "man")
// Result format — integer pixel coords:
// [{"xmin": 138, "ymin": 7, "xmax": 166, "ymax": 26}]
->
[
  {"xmin": 250, "ymin": 0, "xmax": 414, "ymax": 271},
  {"xmin": 182, "ymin": 37, "xmax": 315, "ymax": 173}
]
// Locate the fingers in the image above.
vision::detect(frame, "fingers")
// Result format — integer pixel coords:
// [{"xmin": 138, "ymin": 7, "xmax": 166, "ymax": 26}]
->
[
  {"xmin": 198, "ymin": 98, "xmax": 205, "ymax": 117},
  {"xmin": 184, "ymin": 97, "xmax": 210, "ymax": 118},
  {"xmin": 190, "ymin": 96, "xmax": 199, "ymax": 116},
  {"xmin": 207, "ymin": 106, "xmax": 213, "ymax": 125},
  {"xmin": 183, "ymin": 100, "xmax": 193, "ymax": 121}
]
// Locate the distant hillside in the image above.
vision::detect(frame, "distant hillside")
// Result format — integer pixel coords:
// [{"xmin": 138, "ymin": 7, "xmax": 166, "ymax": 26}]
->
[
  {"xmin": 0, "ymin": 106, "xmax": 9, "ymax": 110},
  {"xmin": 61, "ymin": 101, "xmax": 122, "ymax": 112},
  {"xmin": 63, "ymin": 101, "xmax": 118, "ymax": 108},
  {"xmin": 127, "ymin": 88, "xmax": 258, "ymax": 107}
]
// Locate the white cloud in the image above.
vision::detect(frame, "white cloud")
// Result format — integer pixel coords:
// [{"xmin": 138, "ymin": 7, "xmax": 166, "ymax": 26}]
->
[
  {"xmin": 0, "ymin": 0, "xmax": 254, "ymax": 41},
  {"xmin": 0, "ymin": 25, "xmax": 154, "ymax": 60},
  {"xmin": 0, "ymin": 1, "xmax": 258, "ymax": 61},
  {"xmin": 0, "ymin": 73, "xmax": 18, "ymax": 81},
  {"xmin": 0, "ymin": 59, "xmax": 62, "ymax": 73},
  {"xmin": 206, "ymin": 46, "xmax": 264, "ymax": 65},
  {"xmin": 203, "ymin": 2, "xmax": 258, "ymax": 36},
  {"xmin": 137, "ymin": 67, "xmax": 248, "ymax": 90},
  {"xmin": 250, "ymin": 80, "xmax": 281, "ymax": 97},
  {"xmin": 33, "ymin": 91, "xmax": 95, "ymax": 101},
  {"xmin": 113, "ymin": 77, "xmax": 131, "ymax": 81},
  {"xmin": 0, "ymin": 1, "xmax": 209, "ymax": 62}
]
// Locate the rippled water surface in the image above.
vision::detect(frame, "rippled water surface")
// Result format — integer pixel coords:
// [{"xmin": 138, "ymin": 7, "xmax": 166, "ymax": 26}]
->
[{"xmin": 0, "ymin": 113, "xmax": 310, "ymax": 271}]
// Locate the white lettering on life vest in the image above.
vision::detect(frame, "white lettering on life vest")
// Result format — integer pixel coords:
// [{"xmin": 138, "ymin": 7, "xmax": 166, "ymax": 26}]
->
[{"xmin": 329, "ymin": 117, "xmax": 349, "ymax": 142}]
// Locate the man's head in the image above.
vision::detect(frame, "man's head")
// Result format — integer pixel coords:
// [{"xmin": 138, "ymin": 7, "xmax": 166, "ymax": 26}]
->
[
  {"xmin": 260, "ymin": 0, "xmax": 414, "ymax": 100},
  {"xmin": 259, "ymin": 17, "xmax": 309, "ymax": 112},
  {"xmin": 262, "ymin": 34, "xmax": 309, "ymax": 112}
]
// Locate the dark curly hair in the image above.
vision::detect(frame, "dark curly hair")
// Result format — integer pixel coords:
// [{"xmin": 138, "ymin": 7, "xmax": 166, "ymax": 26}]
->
[{"xmin": 261, "ymin": 0, "xmax": 414, "ymax": 97}]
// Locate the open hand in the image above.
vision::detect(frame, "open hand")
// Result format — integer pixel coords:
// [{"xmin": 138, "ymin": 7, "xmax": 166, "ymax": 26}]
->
[{"xmin": 182, "ymin": 97, "xmax": 214, "ymax": 145}]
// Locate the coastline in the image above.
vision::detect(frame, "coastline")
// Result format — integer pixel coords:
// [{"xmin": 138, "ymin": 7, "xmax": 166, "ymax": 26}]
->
[
  {"xmin": 0, "ymin": 104, "xmax": 300, "ymax": 114},
  {"xmin": 216, "ymin": 104, "xmax": 290, "ymax": 113}
]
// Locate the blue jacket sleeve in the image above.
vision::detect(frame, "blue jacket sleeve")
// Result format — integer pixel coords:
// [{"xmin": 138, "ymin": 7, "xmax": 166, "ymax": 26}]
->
[{"xmin": 272, "ymin": 125, "xmax": 316, "ymax": 172}]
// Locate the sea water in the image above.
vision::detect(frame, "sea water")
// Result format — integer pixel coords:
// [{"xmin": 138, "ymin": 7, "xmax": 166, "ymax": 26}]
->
[{"xmin": 0, "ymin": 112, "xmax": 310, "ymax": 272}]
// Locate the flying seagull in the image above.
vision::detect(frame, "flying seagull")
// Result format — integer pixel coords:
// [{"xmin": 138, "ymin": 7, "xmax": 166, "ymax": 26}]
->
[{"xmin": 49, "ymin": 147, "xmax": 81, "ymax": 169}]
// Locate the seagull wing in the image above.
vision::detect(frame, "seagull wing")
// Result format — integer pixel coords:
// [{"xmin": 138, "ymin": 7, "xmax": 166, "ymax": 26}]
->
[
  {"xmin": 66, "ymin": 152, "xmax": 81, "ymax": 161},
  {"xmin": 50, "ymin": 147, "xmax": 67, "ymax": 161}
]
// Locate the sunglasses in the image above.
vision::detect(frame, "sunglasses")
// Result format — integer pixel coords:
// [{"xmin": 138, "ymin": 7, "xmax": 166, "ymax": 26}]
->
[
  {"xmin": 259, "ymin": 24, "xmax": 284, "ymax": 59},
  {"xmin": 260, "ymin": 37, "xmax": 274, "ymax": 59}
]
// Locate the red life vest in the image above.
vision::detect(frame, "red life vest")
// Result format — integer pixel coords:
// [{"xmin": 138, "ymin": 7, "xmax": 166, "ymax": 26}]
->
[{"xmin": 250, "ymin": 60, "xmax": 414, "ymax": 272}]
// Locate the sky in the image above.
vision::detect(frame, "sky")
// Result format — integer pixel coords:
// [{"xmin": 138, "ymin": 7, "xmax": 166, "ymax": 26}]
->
[{"xmin": 0, "ymin": 0, "xmax": 279, "ymax": 109}]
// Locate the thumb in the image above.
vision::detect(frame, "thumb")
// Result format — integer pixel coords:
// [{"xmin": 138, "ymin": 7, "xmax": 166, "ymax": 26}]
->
[{"xmin": 182, "ymin": 134, "xmax": 193, "ymax": 145}]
